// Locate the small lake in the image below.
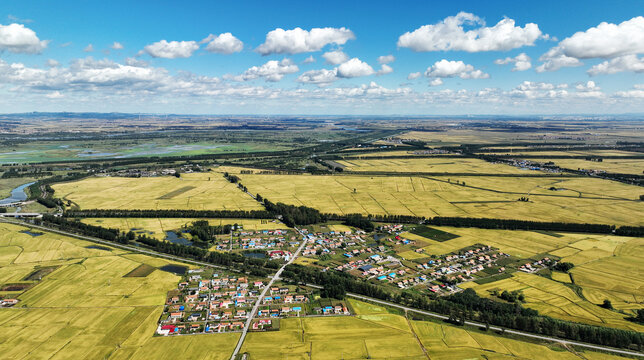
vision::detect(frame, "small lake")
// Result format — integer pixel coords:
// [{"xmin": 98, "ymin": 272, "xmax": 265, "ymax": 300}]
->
[
  {"xmin": 159, "ymin": 264, "xmax": 188, "ymax": 275},
  {"xmin": 21, "ymin": 230, "xmax": 44, "ymax": 237},
  {"xmin": 0, "ymin": 182, "xmax": 35, "ymax": 205},
  {"xmin": 165, "ymin": 231, "xmax": 192, "ymax": 246},
  {"xmin": 243, "ymin": 252, "xmax": 266, "ymax": 259}
]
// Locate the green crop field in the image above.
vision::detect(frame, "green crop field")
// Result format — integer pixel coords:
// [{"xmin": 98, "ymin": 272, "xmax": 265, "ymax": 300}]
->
[
  {"xmin": 234, "ymin": 172, "xmax": 643, "ymax": 225},
  {"xmin": 52, "ymin": 171, "xmax": 263, "ymax": 211}
]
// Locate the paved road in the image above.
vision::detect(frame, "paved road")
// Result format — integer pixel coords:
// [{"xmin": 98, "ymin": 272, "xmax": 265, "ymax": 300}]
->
[
  {"xmin": 344, "ymin": 292, "xmax": 644, "ymax": 358},
  {"xmin": 229, "ymin": 228, "xmax": 311, "ymax": 360}
]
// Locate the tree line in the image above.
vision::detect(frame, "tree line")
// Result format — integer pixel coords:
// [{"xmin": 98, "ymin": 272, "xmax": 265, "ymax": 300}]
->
[
  {"xmin": 281, "ymin": 264, "xmax": 644, "ymax": 350},
  {"xmin": 38, "ymin": 215, "xmax": 280, "ymax": 277},
  {"xmin": 426, "ymin": 217, "xmax": 616, "ymax": 234},
  {"xmin": 64, "ymin": 209, "xmax": 274, "ymax": 219}
]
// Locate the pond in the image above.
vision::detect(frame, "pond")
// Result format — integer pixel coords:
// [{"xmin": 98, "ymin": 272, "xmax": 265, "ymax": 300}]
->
[
  {"xmin": 0, "ymin": 181, "xmax": 35, "ymax": 205},
  {"xmin": 159, "ymin": 264, "xmax": 188, "ymax": 275},
  {"xmin": 165, "ymin": 231, "xmax": 192, "ymax": 246},
  {"xmin": 243, "ymin": 252, "xmax": 266, "ymax": 259}
]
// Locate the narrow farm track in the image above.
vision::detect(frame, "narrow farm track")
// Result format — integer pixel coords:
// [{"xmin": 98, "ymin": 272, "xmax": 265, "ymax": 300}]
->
[{"xmin": 229, "ymin": 228, "xmax": 311, "ymax": 360}]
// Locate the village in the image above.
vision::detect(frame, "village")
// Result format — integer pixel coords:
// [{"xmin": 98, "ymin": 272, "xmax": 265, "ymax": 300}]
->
[
  {"xmin": 294, "ymin": 223, "xmax": 563, "ymax": 298},
  {"xmin": 156, "ymin": 268, "xmax": 351, "ymax": 336},
  {"xmin": 210, "ymin": 227, "xmax": 299, "ymax": 255}
]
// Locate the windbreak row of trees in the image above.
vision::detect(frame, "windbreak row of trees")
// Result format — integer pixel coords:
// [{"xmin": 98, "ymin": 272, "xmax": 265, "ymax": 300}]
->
[
  {"xmin": 342, "ymin": 214, "xmax": 375, "ymax": 232},
  {"xmin": 64, "ymin": 209, "xmax": 273, "ymax": 219},
  {"xmin": 426, "ymin": 216, "xmax": 616, "ymax": 234},
  {"xmin": 282, "ymin": 264, "xmax": 644, "ymax": 350}
]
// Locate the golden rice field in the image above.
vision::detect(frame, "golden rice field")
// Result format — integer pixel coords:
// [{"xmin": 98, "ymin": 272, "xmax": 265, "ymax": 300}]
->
[
  {"xmin": 395, "ymin": 130, "xmax": 538, "ymax": 145},
  {"xmin": 0, "ymin": 222, "xmax": 634, "ymax": 359},
  {"xmin": 337, "ymin": 157, "xmax": 543, "ymax": 174},
  {"xmin": 0, "ymin": 222, "xmax": 242, "ymax": 360},
  {"xmin": 234, "ymin": 172, "xmax": 643, "ymax": 225},
  {"xmin": 398, "ymin": 227, "xmax": 632, "ymax": 259},
  {"xmin": 81, "ymin": 218, "xmax": 287, "ymax": 240},
  {"xmin": 530, "ymin": 158, "xmax": 644, "ymax": 175},
  {"xmin": 397, "ymin": 128, "xmax": 644, "ymax": 145},
  {"xmin": 399, "ymin": 226, "xmax": 644, "ymax": 328},
  {"xmin": 476, "ymin": 149, "xmax": 644, "ymax": 157},
  {"xmin": 241, "ymin": 298, "xmax": 610, "ymax": 360},
  {"xmin": 460, "ymin": 272, "xmax": 644, "ymax": 332},
  {"xmin": 52, "ymin": 171, "xmax": 262, "ymax": 211}
]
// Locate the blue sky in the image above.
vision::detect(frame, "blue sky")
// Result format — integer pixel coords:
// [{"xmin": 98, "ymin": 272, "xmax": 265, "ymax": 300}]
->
[{"xmin": 0, "ymin": 0, "xmax": 642, "ymax": 114}]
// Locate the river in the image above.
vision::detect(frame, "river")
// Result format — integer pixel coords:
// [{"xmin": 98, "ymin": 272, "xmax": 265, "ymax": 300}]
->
[{"xmin": 0, "ymin": 181, "xmax": 35, "ymax": 205}]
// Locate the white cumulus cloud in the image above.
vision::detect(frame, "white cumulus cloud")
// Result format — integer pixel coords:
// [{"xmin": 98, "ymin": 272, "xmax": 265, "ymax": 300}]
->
[
  {"xmin": 559, "ymin": 16, "xmax": 644, "ymax": 59},
  {"xmin": 45, "ymin": 91, "xmax": 63, "ymax": 99},
  {"xmin": 378, "ymin": 55, "xmax": 395, "ymax": 64},
  {"xmin": 322, "ymin": 49, "xmax": 349, "ymax": 65},
  {"xmin": 0, "ymin": 23, "xmax": 48, "ymax": 54},
  {"xmin": 201, "ymin": 33, "xmax": 243, "ymax": 54},
  {"xmin": 297, "ymin": 68, "xmax": 338, "ymax": 86},
  {"xmin": 424, "ymin": 59, "xmax": 489, "ymax": 79},
  {"xmin": 377, "ymin": 64, "xmax": 393, "ymax": 75},
  {"xmin": 494, "ymin": 53, "xmax": 531, "ymax": 71},
  {"xmin": 336, "ymin": 58, "xmax": 375, "ymax": 78},
  {"xmin": 537, "ymin": 16, "xmax": 644, "ymax": 72},
  {"xmin": 397, "ymin": 12, "xmax": 543, "ymax": 52},
  {"xmin": 111, "ymin": 42, "xmax": 124, "ymax": 50},
  {"xmin": 302, "ymin": 55, "xmax": 316, "ymax": 64},
  {"xmin": 233, "ymin": 58, "xmax": 299, "ymax": 82},
  {"xmin": 84, "ymin": 44, "xmax": 94, "ymax": 52},
  {"xmin": 407, "ymin": 72, "xmax": 422, "ymax": 80},
  {"xmin": 143, "ymin": 40, "xmax": 199, "ymax": 59},
  {"xmin": 256, "ymin": 27, "xmax": 355, "ymax": 55},
  {"xmin": 587, "ymin": 54, "xmax": 644, "ymax": 76}
]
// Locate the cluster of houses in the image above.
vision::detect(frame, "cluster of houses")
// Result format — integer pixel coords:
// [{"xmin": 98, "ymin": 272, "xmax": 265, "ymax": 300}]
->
[
  {"xmin": 412, "ymin": 246, "xmax": 510, "ymax": 291},
  {"xmin": 0, "ymin": 298, "xmax": 18, "ymax": 307},
  {"xmin": 157, "ymin": 270, "xmax": 261, "ymax": 335},
  {"xmin": 236, "ymin": 229, "xmax": 297, "ymax": 250},
  {"xmin": 156, "ymin": 269, "xmax": 314, "ymax": 336},
  {"xmin": 519, "ymin": 257, "xmax": 555, "ymax": 273},
  {"xmin": 301, "ymin": 229, "xmax": 367, "ymax": 256},
  {"xmin": 100, "ymin": 164, "xmax": 204, "ymax": 178}
]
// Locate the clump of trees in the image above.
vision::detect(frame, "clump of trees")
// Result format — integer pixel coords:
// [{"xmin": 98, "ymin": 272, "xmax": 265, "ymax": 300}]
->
[
  {"xmin": 263, "ymin": 200, "xmax": 326, "ymax": 227},
  {"xmin": 493, "ymin": 290, "xmax": 525, "ymax": 303},
  {"xmin": 184, "ymin": 220, "xmax": 232, "ymax": 243},
  {"xmin": 223, "ymin": 172, "xmax": 240, "ymax": 183},
  {"xmin": 342, "ymin": 214, "xmax": 374, "ymax": 232},
  {"xmin": 553, "ymin": 262, "xmax": 575, "ymax": 273}
]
